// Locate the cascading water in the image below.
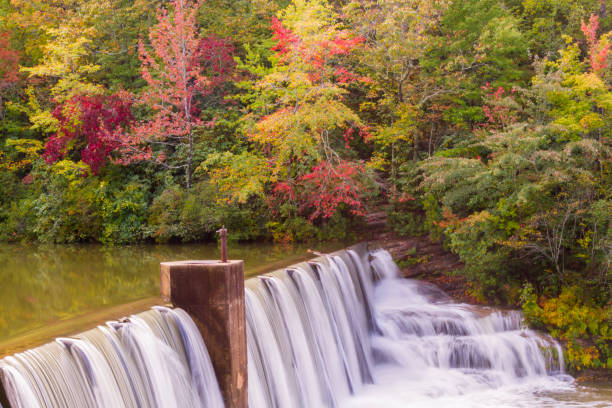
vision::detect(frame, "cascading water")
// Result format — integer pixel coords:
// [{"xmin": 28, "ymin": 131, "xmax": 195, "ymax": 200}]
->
[
  {"xmin": 0, "ymin": 307, "xmax": 223, "ymax": 408},
  {"xmin": 2, "ymin": 244, "xmax": 609, "ymax": 408},
  {"xmin": 247, "ymin": 245, "xmax": 609, "ymax": 408}
]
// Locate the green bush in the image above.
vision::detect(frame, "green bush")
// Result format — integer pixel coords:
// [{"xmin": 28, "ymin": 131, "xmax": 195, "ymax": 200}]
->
[
  {"xmin": 521, "ymin": 284, "xmax": 612, "ymax": 371},
  {"xmin": 148, "ymin": 181, "xmax": 269, "ymax": 243}
]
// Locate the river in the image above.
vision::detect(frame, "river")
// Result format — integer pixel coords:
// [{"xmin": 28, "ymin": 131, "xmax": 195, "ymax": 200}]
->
[{"xmin": 0, "ymin": 241, "xmax": 347, "ymax": 352}]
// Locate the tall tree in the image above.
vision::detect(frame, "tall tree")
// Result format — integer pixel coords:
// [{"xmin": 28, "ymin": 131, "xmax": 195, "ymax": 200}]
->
[
  {"xmin": 344, "ymin": 0, "xmax": 451, "ymax": 190},
  {"xmin": 209, "ymin": 0, "xmax": 372, "ymax": 221},
  {"xmin": 120, "ymin": 0, "xmax": 234, "ymax": 189}
]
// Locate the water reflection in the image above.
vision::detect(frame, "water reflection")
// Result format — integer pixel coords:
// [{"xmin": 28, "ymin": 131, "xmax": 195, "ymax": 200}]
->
[{"xmin": 0, "ymin": 242, "xmax": 345, "ymax": 343}]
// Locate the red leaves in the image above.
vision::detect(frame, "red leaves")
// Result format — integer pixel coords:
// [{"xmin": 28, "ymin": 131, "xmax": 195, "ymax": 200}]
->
[
  {"xmin": 581, "ymin": 14, "xmax": 610, "ymax": 74},
  {"xmin": 270, "ymin": 16, "xmax": 366, "ymax": 85},
  {"xmin": 137, "ymin": 0, "xmax": 208, "ymax": 136},
  {"xmin": 300, "ymin": 160, "xmax": 367, "ymax": 220},
  {"xmin": 44, "ymin": 93, "xmax": 133, "ymax": 174},
  {"xmin": 262, "ymin": 16, "xmax": 370, "ymax": 221},
  {"xmin": 123, "ymin": 0, "xmax": 234, "ymax": 167},
  {"xmin": 271, "ymin": 160, "xmax": 367, "ymax": 221},
  {"xmin": 480, "ymin": 83, "xmax": 517, "ymax": 131},
  {"xmin": 194, "ymin": 35, "xmax": 236, "ymax": 92},
  {"xmin": 0, "ymin": 30, "xmax": 20, "ymax": 90},
  {"xmin": 270, "ymin": 17, "xmax": 299, "ymax": 57}
]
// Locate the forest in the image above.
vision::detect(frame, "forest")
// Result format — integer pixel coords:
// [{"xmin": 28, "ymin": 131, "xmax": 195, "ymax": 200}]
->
[{"xmin": 0, "ymin": 0, "xmax": 610, "ymax": 371}]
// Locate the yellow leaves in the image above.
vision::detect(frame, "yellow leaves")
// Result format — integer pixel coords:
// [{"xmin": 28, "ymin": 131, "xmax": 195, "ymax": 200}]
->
[
  {"xmin": 566, "ymin": 344, "xmax": 600, "ymax": 371},
  {"xmin": 1, "ymin": 138, "xmax": 43, "ymax": 171},
  {"xmin": 5, "ymin": 138, "xmax": 43, "ymax": 155},
  {"xmin": 201, "ymin": 151, "xmax": 270, "ymax": 204},
  {"xmin": 366, "ymin": 152, "xmax": 389, "ymax": 171},
  {"xmin": 568, "ymin": 72, "xmax": 605, "ymax": 94},
  {"xmin": 372, "ymin": 103, "xmax": 417, "ymax": 148},
  {"xmin": 579, "ymin": 112, "xmax": 604, "ymax": 132},
  {"xmin": 279, "ymin": 0, "xmax": 334, "ymax": 41},
  {"xmin": 250, "ymin": 96, "xmax": 359, "ymax": 177},
  {"xmin": 464, "ymin": 210, "xmax": 492, "ymax": 227},
  {"xmin": 52, "ymin": 160, "xmax": 90, "ymax": 189},
  {"xmin": 522, "ymin": 285, "xmax": 611, "ymax": 371},
  {"xmin": 21, "ymin": 25, "xmax": 103, "ymax": 102}
]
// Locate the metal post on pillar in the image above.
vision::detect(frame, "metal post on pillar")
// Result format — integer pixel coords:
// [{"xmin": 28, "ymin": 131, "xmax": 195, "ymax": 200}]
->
[{"xmin": 160, "ymin": 244, "xmax": 247, "ymax": 407}]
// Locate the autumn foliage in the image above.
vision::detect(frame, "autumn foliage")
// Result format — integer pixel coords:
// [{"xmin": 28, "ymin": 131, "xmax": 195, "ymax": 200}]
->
[
  {"xmin": 0, "ymin": 30, "xmax": 20, "ymax": 91},
  {"xmin": 581, "ymin": 14, "xmax": 611, "ymax": 74},
  {"xmin": 124, "ymin": 0, "xmax": 234, "ymax": 188},
  {"xmin": 299, "ymin": 160, "xmax": 367, "ymax": 220},
  {"xmin": 44, "ymin": 94, "xmax": 133, "ymax": 174},
  {"xmin": 270, "ymin": 16, "xmax": 366, "ymax": 84},
  {"xmin": 225, "ymin": 2, "xmax": 373, "ymax": 222}
]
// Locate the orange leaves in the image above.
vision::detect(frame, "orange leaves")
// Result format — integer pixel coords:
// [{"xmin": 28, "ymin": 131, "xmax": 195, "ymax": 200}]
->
[
  {"xmin": 0, "ymin": 30, "xmax": 20, "ymax": 90},
  {"xmin": 581, "ymin": 14, "xmax": 611, "ymax": 75},
  {"xmin": 122, "ymin": 0, "xmax": 234, "ymax": 186}
]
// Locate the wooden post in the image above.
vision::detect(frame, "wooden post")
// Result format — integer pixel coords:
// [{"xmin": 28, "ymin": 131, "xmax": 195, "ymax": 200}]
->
[{"xmin": 160, "ymin": 260, "xmax": 247, "ymax": 408}]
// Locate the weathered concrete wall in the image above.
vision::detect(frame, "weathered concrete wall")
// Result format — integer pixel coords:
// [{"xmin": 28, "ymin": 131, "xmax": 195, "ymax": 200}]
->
[{"xmin": 160, "ymin": 260, "xmax": 247, "ymax": 408}]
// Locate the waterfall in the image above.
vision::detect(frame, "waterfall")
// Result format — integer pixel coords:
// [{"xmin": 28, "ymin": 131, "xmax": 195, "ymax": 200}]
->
[
  {"xmin": 247, "ymin": 246, "xmax": 573, "ymax": 408},
  {"xmin": 2, "ymin": 244, "xmax": 598, "ymax": 408},
  {"xmin": 0, "ymin": 308, "xmax": 223, "ymax": 408}
]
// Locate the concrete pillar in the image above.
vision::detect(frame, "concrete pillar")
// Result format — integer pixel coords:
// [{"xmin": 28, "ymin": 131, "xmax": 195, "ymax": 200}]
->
[
  {"xmin": 160, "ymin": 260, "xmax": 247, "ymax": 408},
  {"xmin": 0, "ymin": 379, "xmax": 10, "ymax": 408}
]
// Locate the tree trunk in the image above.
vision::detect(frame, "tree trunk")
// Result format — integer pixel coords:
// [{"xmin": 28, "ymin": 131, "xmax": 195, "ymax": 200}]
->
[{"xmin": 186, "ymin": 125, "xmax": 193, "ymax": 190}]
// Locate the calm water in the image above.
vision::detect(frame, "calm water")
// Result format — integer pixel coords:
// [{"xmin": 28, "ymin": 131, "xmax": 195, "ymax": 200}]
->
[{"xmin": 0, "ymin": 241, "xmax": 345, "ymax": 348}]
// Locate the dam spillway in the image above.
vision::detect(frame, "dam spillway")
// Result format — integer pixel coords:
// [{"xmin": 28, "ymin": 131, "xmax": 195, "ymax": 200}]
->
[
  {"xmin": 0, "ymin": 307, "xmax": 224, "ymax": 408},
  {"xmin": 2, "ymin": 244, "xmax": 601, "ymax": 408},
  {"xmin": 245, "ymin": 245, "xmax": 569, "ymax": 408}
]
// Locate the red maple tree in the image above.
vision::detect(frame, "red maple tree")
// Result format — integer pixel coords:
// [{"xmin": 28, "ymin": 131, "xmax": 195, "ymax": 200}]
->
[
  {"xmin": 299, "ymin": 160, "xmax": 367, "ymax": 220},
  {"xmin": 116, "ymin": 0, "xmax": 234, "ymax": 189},
  {"xmin": 581, "ymin": 14, "xmax": 610, "ymax": 74},
  {"xmin": 44, "ymin": 93, "xmax": 133, "ymax": 174}
]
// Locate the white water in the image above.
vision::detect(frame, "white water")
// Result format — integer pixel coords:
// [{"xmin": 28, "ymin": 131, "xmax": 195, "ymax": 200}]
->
[
  {"xmin": 246, "ymin": 247, "xmax": 612, "ymax": 408},
  {"xmin": 2, "ymin": 245, "xmax": 611, "ymax": 408},
  {"xmin": 0, "ymin": 308, "xmax": 223, "ymax": 408}
]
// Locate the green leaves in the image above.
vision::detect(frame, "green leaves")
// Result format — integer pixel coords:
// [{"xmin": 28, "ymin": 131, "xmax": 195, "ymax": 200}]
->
[{"xmin": 417, "ymin": 18, "xmax": 611, "ymax": 306}]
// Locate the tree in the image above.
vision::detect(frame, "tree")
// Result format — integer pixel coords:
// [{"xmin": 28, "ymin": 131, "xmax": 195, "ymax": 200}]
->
[
  {"xmin": 515, "ymin": 0, "xmax": 609, "ymax": 58},
  {"xmin": 44, "ymin": 93, "xmax": 133, "ymax": 175},
  {"xmin": 122, "ymin": 0, "xmax": 234, "ymax": 189},
  {"xmin": 343, "ymin": 0, "xmax": 452, "ymax": 192},
  {"xmin": 0, "ymin": 29, "xmax": 20, "ymax": 119},
  {"xmin": 344, "ymin": 0, "xmax": 449, "ymax": 105},
  {"xmin": 20, "ymin": 24, "xmax": 103, "ymax": 134},
  {"xmin": 88, "ymin": 0, "xmax": 159, "ymax": 90},
  {"xmin": 209, "ymin": 0, "xmax": 372, "ymax": 222},
  {"xmin": 418, "ymin": 17, "xmax": 611, "ymax": 300}
]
